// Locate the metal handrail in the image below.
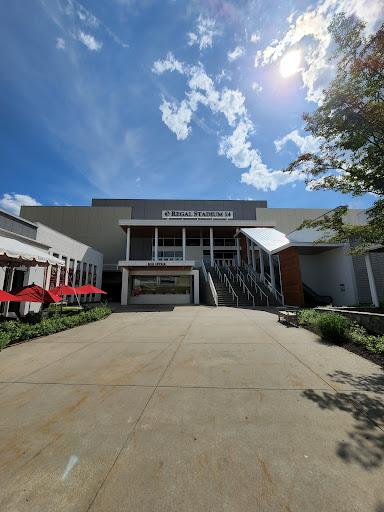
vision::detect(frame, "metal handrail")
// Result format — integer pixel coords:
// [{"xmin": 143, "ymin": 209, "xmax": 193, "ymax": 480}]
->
[
  {"xmin": 245, "ymin": 271, "xmax": 269, "ymax": 307},
  {"xmin": 208, "ymin": 273, "xmax": 218, "ymax": 306},
  {"xmin": 242, "ymin": 261, "xmax": 284, "ymax": 304},
  {"xmin": 239, "ymin": 262, "xmax": 270, "ymax": 306},
  {"xmin": 223, "ymin": 260, "xmax": 235, "ymax": 281},
  {"xmin": 214, "ymin": 261, "xmax": 223, "ymax": 281},
  {"xmin": 224, "ymin": 274, "xmax": 238, "ymax": 307},
  {"xmin": 236, "ymin": 273, "xmax": 255, "ymax": 307},
  {"xmin": 235, "ymin": 263, "xmax": 268, "ymax": 306},
  {"xmin": 201, "ymin": 260, "xmax": 208, "ymax": 282}
]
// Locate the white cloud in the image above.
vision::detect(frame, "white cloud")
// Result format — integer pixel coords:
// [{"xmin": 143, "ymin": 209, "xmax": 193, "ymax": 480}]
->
[
  {"xmin": 152, "ymin": 52, "xmax": 186, "ymax": 75},
  {"xmin": 228, "ymin": 46, "xmax": 244, "ymax": 62},
  {"xmin": 56, "ymin": 37, "xmax": 66, "ymax": 50},
  {"xmin": 250, "ymin": 32, "xmax": 261, "ymax": 43},
  {"xmin": 188, "ymin": 14, "xmax": 219, "ymax": 50},
  {"xmin": 241, "ymin": 166, "xmax": 306, "ymax": 191},
  {"xmin": 256, "ymin": 0, "xmax": 383, "ymax": 103},
  {"xmin": 136, "ymin": 176, "xmax": 141, "ymax": 183},
  {"xmin": 252, "ymin": 82, "xmax": 262, "ymax": 93},
  {"xmin": 274, "ymin": 129, "xmax": 322, "ymax": 153},
  {"xmin": 77, "ymin": 6, "xmax": 98, "ymax": 26},
  {"xmin": 78, "ymin": 31, "xmax": 102, "ymax": 51},
  {"xmin": 216, "ymin": 69, "xmax": 231, "ymax": 83},
  {"xmin": 159, "ymin": 98, "xmax": 193, "ymax": 140},
  {"xmin": 153, "ymin": 56, "xmax": 308, "ymax": 191},
  {"xmin": 0, "ymin": 193, "xmax": 42, "ymax": 216}
]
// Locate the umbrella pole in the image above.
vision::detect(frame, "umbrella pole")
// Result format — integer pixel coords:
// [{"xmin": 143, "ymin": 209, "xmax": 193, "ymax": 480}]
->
[
  {"xmin": 60, "ymin": 268, "xmax": 64, "ymax": 314},
  {"xmin": 42, "ymin": 266, "xmax": 47, "ymax": 312},
  {"xmin": 69, "ymin": 272, "xmax": 82, "ymax": 309}
]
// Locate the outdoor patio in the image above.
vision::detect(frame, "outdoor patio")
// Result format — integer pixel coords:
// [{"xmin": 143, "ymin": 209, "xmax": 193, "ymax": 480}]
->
[{"xmin": 0, "ymin": 306, "xmax": 383, "ymax": 511}]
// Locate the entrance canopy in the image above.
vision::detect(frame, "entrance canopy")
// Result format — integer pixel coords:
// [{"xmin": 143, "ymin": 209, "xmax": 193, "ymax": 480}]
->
[
  {"xmin": 0, "ymin": 234, "xmax": 65, "ymax": 267},
  {"xmin": 237, "ymin": 227, "xmax": 343, "ymax": 255}
]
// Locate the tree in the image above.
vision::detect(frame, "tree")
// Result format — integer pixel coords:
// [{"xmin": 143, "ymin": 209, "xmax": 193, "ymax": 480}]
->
[{"xmin": 284, "ymin": 13, "xmax": 384, "ymax": 254}]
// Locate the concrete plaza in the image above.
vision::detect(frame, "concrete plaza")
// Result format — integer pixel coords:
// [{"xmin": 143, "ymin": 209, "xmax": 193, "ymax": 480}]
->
[{"xmin": 0, "ymin": 305, "xmax": 383, "ymax": 511}]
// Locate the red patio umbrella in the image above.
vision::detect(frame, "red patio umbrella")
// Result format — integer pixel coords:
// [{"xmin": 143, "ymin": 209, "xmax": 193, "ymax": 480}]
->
[
  {"xmin": 11, "ymin": 284, "xmax": 62, "ymax": 303},
  {"xmin": 74, "ymin": 284, "xmax": 107, "ymax": 295},
  {"xmin": 0, "ymin": 290, "xmax": 23, "ymax": 302},
  {"xmin": 50, "ymin": 285, "xmax": 78, "ymax": 296}
]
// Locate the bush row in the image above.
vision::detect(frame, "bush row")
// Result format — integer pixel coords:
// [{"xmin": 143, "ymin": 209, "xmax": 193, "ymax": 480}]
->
[
  {"xmin": 0, "ymin": 305, "xmax": 112, "ymax": 350},
  {"xmin": 297, "ymin": 309, "xmax": 384, "ymax": 353}
]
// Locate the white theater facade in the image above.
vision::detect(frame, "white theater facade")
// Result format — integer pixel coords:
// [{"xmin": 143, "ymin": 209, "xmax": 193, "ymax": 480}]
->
[{"xmin": 20, "ymin": 199, "xmax": 384, "ymax": 308}]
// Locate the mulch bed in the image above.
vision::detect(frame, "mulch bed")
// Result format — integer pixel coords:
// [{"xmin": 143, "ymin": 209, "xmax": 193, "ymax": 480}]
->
[{"xmin": 301, "ymin": 324, "xmax": 384, "ymax": 369}]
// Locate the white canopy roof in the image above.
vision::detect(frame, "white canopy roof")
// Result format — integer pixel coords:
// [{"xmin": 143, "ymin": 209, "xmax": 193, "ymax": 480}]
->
[
  {"xmin": 239, "ymin": 228, "xmax": 291, "ymax": 254},
  {"xmin": 0, "ymin": 235, "xmax": 65, "ymax": 267},
  {"xmin": 237, "ymin": 227, "xmax": 342, "ymax": 255}
]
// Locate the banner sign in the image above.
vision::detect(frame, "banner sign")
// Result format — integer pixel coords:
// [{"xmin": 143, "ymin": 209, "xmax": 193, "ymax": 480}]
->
[{"xmin": 162, "ymin": 210, "xmax": 233, "ymax": 219}]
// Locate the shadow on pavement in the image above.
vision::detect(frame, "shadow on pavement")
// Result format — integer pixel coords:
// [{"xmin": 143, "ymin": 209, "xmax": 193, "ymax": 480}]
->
[{"xmin": 302, "ymin": 371, "xmax": 384, "ymax": 470}]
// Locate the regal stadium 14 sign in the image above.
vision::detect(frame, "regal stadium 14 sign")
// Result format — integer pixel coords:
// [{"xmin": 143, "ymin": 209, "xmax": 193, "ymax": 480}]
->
[{"xmin": 162, "ymin": 210, "xmax": 234, "ymax": 219}]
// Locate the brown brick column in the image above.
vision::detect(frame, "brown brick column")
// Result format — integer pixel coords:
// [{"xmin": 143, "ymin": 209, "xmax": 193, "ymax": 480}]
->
[
  {"xmin": 278, "ymin": 247, "xmax": 304, "ymax": 307},
  {"xmin": 239, "ymin": 234, "xmax": 248, "ymax": 264}
]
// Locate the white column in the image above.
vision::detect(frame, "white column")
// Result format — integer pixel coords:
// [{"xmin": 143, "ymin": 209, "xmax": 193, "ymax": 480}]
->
[
  {"xmin": 251, "ymin": 242, "xmax": 256, "ymax": 271},
  {"xmin": 236, "ymin": 237, "xmax": 241, "ymax": 266},
  {"xmin": 364, "ymin": 252, "xmax": 379, "ymax": 307},
  {"xmin": 210, "ymin": 228, "xmax": 214, "ymax": 267},
  {"xmin": 269, "ymin": 253, "xmax": 276, "ymax": 290},
  {"xmin": 259, "ymin": 247, "xmax": 265, "ymax": 278},
  {"xmin": 121, "ymin": 268, "xmax": 129, "ymax": 305},
  {"xmin": 82, "ymin": 262, "xmax": 88, "ymax": 303},
  {"xmin": 154, "ymin": 227, "xmax": 158, "ymax": 262},
  {"xmin": 182, "ymin": 227, "xmax": 186, "ymax": 261},
  {"xmin": 70, "ymin": 260, "xmax": 77, "ymax": 287},
  {"xmin": 64, "ymin": 257, "xmax": 70, "ymax": 286},
  {"xmin": 126, "ymin": 227, "xmax": 131, "ymax": 261},
  {"xmin": 246, "ymin": 237, "xmax": 251, "ymax": 265},
  {"xmin": 192, "ymin": 270, "xmax": 199, "ymax": 305}
]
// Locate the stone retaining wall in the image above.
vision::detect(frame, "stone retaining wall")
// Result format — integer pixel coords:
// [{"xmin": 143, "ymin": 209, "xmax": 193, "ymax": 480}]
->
[{"xmin": 315, "ymin": 307, "xmax": 384, "ymax": 335}]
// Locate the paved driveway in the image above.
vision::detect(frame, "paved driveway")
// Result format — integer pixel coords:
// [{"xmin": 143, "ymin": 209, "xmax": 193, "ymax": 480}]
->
[{"xmin": 0, "ymin": 306, "xmax": 384, "ymax": 512}]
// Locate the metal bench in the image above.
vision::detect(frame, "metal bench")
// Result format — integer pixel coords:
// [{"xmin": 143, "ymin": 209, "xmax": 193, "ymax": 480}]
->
[{"xmin": 277, "ymin": 306, "xmax": 300, "ymax": 327}]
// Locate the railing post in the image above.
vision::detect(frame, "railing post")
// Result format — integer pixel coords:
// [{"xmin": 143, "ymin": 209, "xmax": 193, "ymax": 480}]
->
[{"xmin": 154, "ymin": 227, "xmax": 158, "ymax": 262}]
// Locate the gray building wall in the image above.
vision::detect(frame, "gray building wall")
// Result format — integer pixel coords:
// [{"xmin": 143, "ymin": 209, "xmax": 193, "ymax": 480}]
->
[
  {"xmin": 20, "ymin": 206, "xmax": 132, "ymax": 265},
  {"xmin": 0, "ymin": 208, "xmax": 37, "ymax": 239},
  {"xmin": 352, "ymin": 251, "xmax": 384, "ymax": 304},
  {"xmin": 92, "ymin": 199, "xmax": 267, "ymax": 220},
  {"xmin": 255, "ymin": 208, "xmax": 363, "ymax": 235}
]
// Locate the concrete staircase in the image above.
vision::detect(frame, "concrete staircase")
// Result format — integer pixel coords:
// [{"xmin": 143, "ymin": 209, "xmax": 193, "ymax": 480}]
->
[{"xmin": 207, "ymin": 265, "xmax": 281, "ymax": 308}]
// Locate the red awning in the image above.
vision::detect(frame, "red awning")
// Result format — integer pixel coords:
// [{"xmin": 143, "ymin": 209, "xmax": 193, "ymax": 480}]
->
[
  {"xmin": 75, "ymin": 285, "xmax": 107, "ymax": 295},
  {"xmin": 0, "ymin": 290, "xmax": 23, "ymax": 302},
  {"xmin": 50, "ymin": 285, "xmax": 78, "ymax": 296},
  {"xmin": 11, "ymin": 284, "xmax": 62, "ymax": 303}
]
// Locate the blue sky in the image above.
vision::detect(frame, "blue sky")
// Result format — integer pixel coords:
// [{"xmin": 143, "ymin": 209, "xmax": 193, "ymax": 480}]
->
[{"xmin": 0, "ymin": 0, "xmax": 383, "ymax": 215}]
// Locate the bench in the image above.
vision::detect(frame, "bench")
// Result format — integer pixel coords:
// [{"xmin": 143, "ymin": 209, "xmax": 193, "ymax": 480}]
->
[{"xmin": 277, "ymin": 306, "xmax": 300, "ymax": 327}]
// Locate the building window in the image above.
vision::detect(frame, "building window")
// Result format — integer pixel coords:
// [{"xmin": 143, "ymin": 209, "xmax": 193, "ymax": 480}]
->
[
  {"xmin": 186, "ymin": 238, "xmax": 200, "ymax": 246},
  {"xmin": 132, "ymin": 276, "xmax": 190, "ymax": 296}
]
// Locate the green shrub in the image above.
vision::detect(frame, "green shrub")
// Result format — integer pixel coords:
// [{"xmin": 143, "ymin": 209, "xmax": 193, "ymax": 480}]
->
[
  {"xmin": 315, "ymin": 312, "xmax": 351, "ymax": 345},
  {"xmin": 348, "ymin": 323, "xmax": 384, "ymax": 354},
  {"xmin": 0, "ymin": 305, "xmax": 112, "ymax": 350},
  {"xmin": 298, "ymin": 309, "xmax": 321, "ymax": 326}
]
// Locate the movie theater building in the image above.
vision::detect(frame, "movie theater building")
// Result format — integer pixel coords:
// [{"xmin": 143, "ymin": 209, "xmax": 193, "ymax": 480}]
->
[{"xmin": 20, "ymin": 199, "xmax": 384, "ymax": 308}]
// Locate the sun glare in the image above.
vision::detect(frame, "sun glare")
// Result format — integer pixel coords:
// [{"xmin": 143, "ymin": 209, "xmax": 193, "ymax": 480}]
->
[{"xmin": 280, "ymin": 50, "xmax": 301, "ymax": 77}]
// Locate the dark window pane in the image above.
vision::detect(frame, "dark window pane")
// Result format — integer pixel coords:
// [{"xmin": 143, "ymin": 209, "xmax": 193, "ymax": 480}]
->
[
  {"xmin": 174, "ymin": 238, "xmax": 182, "ymax": 246},
  {"xmin": 186, "ymin": 238, "xmax": 200, "ymax": 246},
  {"xmin": 164, "ymin": 239, "xmax": 174, "ymax": 246},
  {"xmin": 225, "ymin": 239, "xmax": 235, "ymax": 246},
  {"xmin": 203, "ymin": 239, "xmax": 210, "ymax": 246},
  {"xmin": 158, "ymin": 239, "xmax": 164, "ymax": 246},
  {"xmin": 214, "ymin": 239, "xmax": 224, "ymax": 246}
]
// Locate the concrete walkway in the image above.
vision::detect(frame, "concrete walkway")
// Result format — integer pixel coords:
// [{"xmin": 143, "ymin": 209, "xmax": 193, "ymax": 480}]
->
[{"xmin": 0, "ymin": 306, "xmax": 384, "ymax": 512}]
